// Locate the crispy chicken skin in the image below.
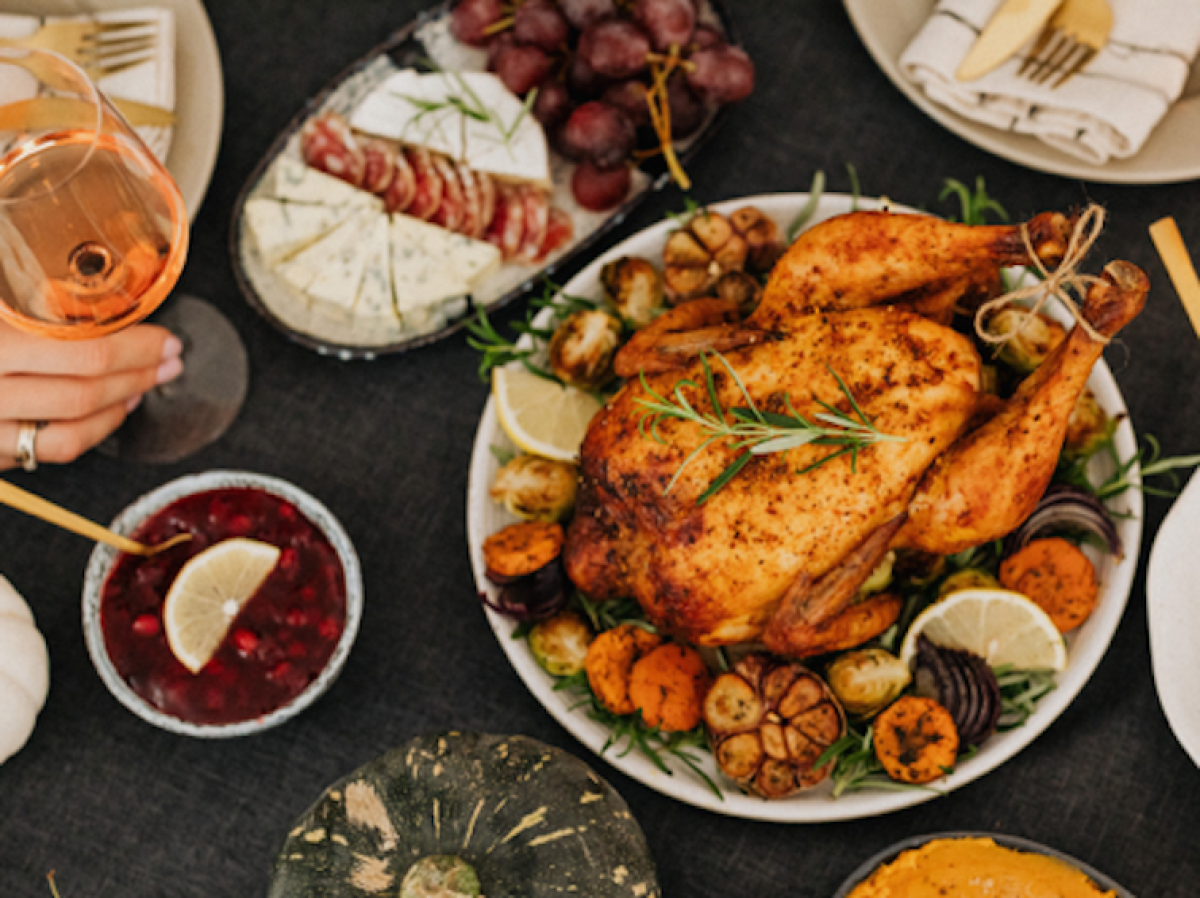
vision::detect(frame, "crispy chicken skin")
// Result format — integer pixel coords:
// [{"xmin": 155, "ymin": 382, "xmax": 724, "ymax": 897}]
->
[
  {"xmin": 898, "ymin": 260, "xmax": 1149, "ymax": 555},
  {"xmin": 754, "ymin": 210, "xmax": 1074, "ymax": 327},
  {"xmin": 563, "ymin": 210, "xmax": 1148, "ymax": 654},
  {"xmin": 566, "ymin": 307, "xmax": 981, "ymax": 645}
]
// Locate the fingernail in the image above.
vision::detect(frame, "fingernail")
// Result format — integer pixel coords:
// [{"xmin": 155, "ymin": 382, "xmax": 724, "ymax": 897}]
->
[
  {"xmin": 156, "ymin": 355, "xmax": 183, "ymax": 385},
  {"xmin": 161, "ymin": 335, "xmax": 183, "ymax": 360},
  {"xmin": 126, "ymin": 394, "xmax": 143, "ymax": 413}
]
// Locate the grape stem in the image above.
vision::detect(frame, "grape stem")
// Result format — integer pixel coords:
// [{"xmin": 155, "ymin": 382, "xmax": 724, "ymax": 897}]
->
[{"xmin": 644, "ymin": 45, "xmax": 691, "ymax": 191}]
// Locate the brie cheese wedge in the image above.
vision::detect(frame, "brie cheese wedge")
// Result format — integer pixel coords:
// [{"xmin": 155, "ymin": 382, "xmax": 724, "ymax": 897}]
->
[{"xmin": 350, "ymin": 70, "xmax": 550, "ymax": 187}]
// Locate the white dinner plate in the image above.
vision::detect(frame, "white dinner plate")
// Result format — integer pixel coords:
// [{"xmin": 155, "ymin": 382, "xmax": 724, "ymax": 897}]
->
[
  {"xmin": 1147, "ymin": 471, "xmax": 1200, "ymax": 768},
  {"xmin": 466, "ymin": 192, "xmax": 1144, "ymax": 821},
  {"xmin": 843, "ymin": 0, "xmax": 1200, "ymax": 184},
  {"xmin": 7, "ymin": 0, "xmax": 224, "ymax": 219}
]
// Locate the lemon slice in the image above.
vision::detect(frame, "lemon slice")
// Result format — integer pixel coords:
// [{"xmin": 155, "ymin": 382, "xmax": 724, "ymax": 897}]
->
[
  {"xmin": 899, "ymin": 587, "xmax": 1068, "ymax": 672},
  {"xmin": 492, "ymin": 366, "xmax": 603, "ymax": 462},
  {"xmin": 163, "ymin": 538, "xmax": 281, "ymax": 674}
]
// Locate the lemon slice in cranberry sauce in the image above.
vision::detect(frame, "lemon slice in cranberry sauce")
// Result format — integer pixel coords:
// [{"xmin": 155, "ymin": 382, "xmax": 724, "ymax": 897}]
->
[{"xmin": 163, "ymin": 538, "xmax": 280, "ymax": 674}]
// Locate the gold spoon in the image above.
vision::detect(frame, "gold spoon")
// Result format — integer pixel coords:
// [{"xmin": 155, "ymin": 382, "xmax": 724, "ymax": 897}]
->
[{"xmin": 0, "ymin": 478, "xmax": 190, "ymax": 556}]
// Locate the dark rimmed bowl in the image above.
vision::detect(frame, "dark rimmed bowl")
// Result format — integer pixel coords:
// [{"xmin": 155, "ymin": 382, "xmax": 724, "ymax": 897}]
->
[
  {"xmin": 832, "ymin": 831, "xmax": 1135, "ymax": 897},
  {"xmin": 82, "ymin": 470, "xmax": 363, "ymax": 738}
]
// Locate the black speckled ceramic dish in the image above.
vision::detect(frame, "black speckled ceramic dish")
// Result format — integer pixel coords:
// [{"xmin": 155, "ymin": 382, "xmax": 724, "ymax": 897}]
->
[
  {"xmin": 832, "ymin": 832, "xmax": 1136, "ymax": 898},
  {"xmin": 231, "ymin": 0, "xmax": 739, "ymax": 360}
]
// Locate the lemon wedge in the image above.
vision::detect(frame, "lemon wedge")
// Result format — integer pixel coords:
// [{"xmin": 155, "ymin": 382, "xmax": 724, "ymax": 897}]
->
[
  {"xmin": 899, "ymin": 587, "xmax": 1068, "ymax": 672},
  {"xmin": 163, "ymin": 538, "xmax": 280, "ymax": 674},
  {"xmin": 492, "ymin": 366, "xmax": 603, "ymax": 462}
]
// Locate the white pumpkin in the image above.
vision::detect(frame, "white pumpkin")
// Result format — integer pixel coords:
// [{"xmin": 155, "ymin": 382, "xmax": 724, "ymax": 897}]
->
[{"xmin": 0, "ymin": 574, "xmax": 49, "ymax": 763}]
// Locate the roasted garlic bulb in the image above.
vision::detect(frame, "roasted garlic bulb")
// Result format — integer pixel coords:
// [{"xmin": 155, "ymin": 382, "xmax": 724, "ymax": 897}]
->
[{"xmin": 703, "ymin": 652, "xmax": 845, "ymax": 798}]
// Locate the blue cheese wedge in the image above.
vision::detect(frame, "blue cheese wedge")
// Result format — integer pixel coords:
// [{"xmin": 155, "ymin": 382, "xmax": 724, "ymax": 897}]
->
[
  {"xmin": 390, "ymin": 213, "xmax": 501, "ymax": 287},
  {"xmin": 276, "ymin": 211, "xmax": 373, "ymax": 297},
  {"xmin": 389, "ymin": 217, "xmax": 471, "ymax": 319},
  {"xmin": 354, "ymin": 213, "xmax": 400, "ymax": 328},
  {"xmin": 305, "ymin": 213, "xmax": 378, "ymax": 315},
  {"xmin": 270, "ymin": 156, "xmax": 383, "ymax": 210},
  {"xmin": 244, "ymin": 197, "xmax": 361, "ymax": 266},
  {"xmin": 350, "ymin": 70, "xmax": 550, "ymax": 187}
]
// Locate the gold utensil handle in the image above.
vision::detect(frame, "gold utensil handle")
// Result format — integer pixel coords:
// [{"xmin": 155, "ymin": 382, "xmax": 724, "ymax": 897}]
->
[
  {"xmin": 0, "ymin": 477, "xmax": 148, "ymax": 555},
  {"xmin": 1150, "ymin": 217, "xmax": 1200, "ymax": 340}
]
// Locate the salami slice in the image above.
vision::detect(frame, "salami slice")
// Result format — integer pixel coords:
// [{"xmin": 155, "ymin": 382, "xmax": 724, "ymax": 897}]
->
[
  {"xmin": 485, "ymin": 183, "xmax": 526, "ymax": 260},
  {"xmin": 360, "ymin": 138, "xmax": 397, "ymax": 195},
  {"xmin": 430, "ymin": 154, "xmax": 465, "ymax": 233},
  {"xmin": 455, "ymin": 162, "xmax": 484, "ymax": 238},
  {"xmin": 383, "ymin": 149, "xmax": 417, "ymax": 214},
  {"xmin": 518, "ymin": 185, "xmax": 550, "ymax": 262},
  {"xmin": 405, "ymin": 147, "xmax": 444, "ymax": 221},
  {"xmin": 536, "ymin": 206, "xmax": 575, "ymax": 262},
  {"xmin": 476, "ymin": 170, "xmax": 497, "ymax": 238},
  {"xmin": 300, "ymin": 112, "xmax": 365, "ymax": 187}
]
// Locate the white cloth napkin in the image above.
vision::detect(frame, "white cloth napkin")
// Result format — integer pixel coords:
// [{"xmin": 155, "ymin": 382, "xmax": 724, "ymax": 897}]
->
[
  {"xmin": 900, "ymin": 0, "xmax": 1200, "ymax": 165},
  {"xmin": 0, "ymin": 7, "xmax": 175, "ymax": 162}
]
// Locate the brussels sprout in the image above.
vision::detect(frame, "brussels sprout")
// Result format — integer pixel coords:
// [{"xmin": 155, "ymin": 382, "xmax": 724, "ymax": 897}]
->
[
  {"xmin": 529, "ymin": 611, "xmax": 594, "ymax": 677},
  {"xmin": 490, "ymin": 455, "xmax": 578, "ymax": 522},
  {"xmin": 986, "ymin": 308, "xmax": 1066, "ymax": 374},
  {"xmin": 601, "ymin": 257, "xmax": 664, "ymax": 329},
  {"xmin": 825, "ymin": 648, "xmax": 911, "ymax": 719},
  {"xmin": 859, "ymin": 551, "xmax": 895, "ymax": 597},
  {"xmin": 1063, "ymin": 389, "xmax": 1114, "ymax": 461},
  {"xmin": 548, "ymin": 309, "xmax": 623, "ymax": 390},
  {"xmin": 937, "ymin": 568, "xmax": 999, "ymax": 598}
]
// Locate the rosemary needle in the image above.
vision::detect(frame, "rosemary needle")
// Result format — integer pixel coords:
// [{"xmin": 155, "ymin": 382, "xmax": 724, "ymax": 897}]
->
[{"xmin": 636, "ymin": 351, "xmax": 906, "ymax": 502}]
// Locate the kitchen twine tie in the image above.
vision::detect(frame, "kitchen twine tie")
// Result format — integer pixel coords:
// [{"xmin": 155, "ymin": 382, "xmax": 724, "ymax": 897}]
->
[{"xmin": 974, "ymin": 204, "xmax": 1109, "ymax": 348}]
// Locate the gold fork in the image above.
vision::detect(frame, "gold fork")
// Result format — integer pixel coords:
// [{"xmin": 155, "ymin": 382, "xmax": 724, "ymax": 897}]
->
[
  {"xmin": 1018, "ymin": 0, "xmax": 1114, "ymax": 88},
  {"xmin": 0, "ymin": 19, "xmax": 159, "ymax": 81}
]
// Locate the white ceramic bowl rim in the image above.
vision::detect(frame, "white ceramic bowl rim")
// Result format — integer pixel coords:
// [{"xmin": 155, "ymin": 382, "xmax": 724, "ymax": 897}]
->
[{"xmin": 82, "ymin": 469, "xmax": 363, "ymax": 739}]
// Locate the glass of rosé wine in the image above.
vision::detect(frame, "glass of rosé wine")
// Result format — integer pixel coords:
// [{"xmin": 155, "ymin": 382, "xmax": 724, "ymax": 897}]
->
[{"xmin": 0, "ymin": 48, "xmax": 246, "ymax": 462}]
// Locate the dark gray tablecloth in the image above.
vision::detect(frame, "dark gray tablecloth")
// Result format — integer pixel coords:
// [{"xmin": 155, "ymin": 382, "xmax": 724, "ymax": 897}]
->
[{"xmin": 3, "ymin": 1, "xmax": 1200, "ymax": 895}]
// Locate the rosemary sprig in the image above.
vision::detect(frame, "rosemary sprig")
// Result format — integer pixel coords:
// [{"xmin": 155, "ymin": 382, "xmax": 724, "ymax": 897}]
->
[
  {"xmin": 940, "ymin": 176, "xmax": 1009, "ymax": 226},
  {"xmin": 819, "ymin": 725, "xmax": 935, "ymax": 797},
  {"xmin": 556, "ymin": 670, "xmax": 722, "ymax": 799},
  {"xmin": 398, "ymin": 65, "xmax": 533, "ymax": 152},
  {"xmin": 1054, "ymin": 428, "xmax": 1200, "ymax": 501},
  {"xmin": 464, "ymin": 280, "xmax": 599, "ymax": 382},
  {"xmin": 995, "ymin": 666, "xmax": 1057, "ymax": 730},
  {"xmin": 636, "ymin": 352, "xmax": 906, "ymax": 503},
  {"xmin": 787, "ymin": 169, "xmax": 826, "ymax": 241}
]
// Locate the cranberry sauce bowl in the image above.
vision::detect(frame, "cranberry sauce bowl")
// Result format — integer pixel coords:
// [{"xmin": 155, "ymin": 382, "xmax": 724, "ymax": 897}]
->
[{"xmin": 82, "ymin": 471, "xmax": 363, "ymax": 738}]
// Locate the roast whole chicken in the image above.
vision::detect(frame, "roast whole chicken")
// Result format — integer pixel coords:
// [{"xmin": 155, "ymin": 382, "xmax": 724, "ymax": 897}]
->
[{"xmin": 563, "ymin": 209, "xmax": 1148, "ymax": 657}]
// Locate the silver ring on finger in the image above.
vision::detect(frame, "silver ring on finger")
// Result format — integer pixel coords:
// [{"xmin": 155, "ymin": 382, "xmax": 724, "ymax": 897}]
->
[{"xmin": 15, "ymin": 421, "xmax": 45, "ymax": 472}]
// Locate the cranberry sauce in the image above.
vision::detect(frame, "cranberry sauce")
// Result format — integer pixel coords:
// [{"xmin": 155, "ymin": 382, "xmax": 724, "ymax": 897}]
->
[{"xmin": 101, "ymin": 487, "xmax": 346, "ymax": 726}]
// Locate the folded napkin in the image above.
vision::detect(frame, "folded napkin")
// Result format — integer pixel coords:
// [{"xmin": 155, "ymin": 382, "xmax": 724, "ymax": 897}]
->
[
  {"xmin": 0, "ymin": 7, "xmax": 175, "ymax": 162},
  {"xmin": 900, "ymin": 0, "xmax": 1200, "ymax": 165}
]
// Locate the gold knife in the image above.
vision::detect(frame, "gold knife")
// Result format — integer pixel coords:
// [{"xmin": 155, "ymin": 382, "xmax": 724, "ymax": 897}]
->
[
  {"xmin": 0, "ymin": 96, "xmax": 175, "ymax": 132},
  {"xmin": 956, "ymin": 0, "xmax": 1064, "ymax": 82},
  {"xmin": 110, "ymin": 96, "xmax": 177, "ymax": 127}
]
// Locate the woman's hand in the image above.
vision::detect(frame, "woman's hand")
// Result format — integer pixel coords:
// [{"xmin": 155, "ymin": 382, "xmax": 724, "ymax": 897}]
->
[{"xmin": 0, "ymin": 320, "xmax": 183, "ymax": 472}]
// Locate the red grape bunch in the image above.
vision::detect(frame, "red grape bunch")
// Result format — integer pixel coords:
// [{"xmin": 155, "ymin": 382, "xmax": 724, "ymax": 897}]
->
[{"xmin": 450, "ymin": 0, "xmax": 755, "ymax": 211}]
